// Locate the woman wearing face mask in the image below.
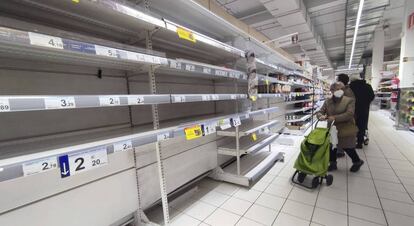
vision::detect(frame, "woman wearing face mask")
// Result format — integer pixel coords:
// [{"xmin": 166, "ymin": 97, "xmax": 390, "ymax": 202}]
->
[{"xmin": 317, "ymin": 82, "xmax": 364, "ymax": 172}]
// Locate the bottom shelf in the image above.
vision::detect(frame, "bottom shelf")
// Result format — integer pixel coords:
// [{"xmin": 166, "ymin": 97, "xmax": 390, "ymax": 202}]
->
[
  {"xmin": 210, "ymin": 149, "xmax": 284, "ymax": 186},
  {"xmin": 218, "ymin": 133, "xmax": 279, "ymax": 156}
]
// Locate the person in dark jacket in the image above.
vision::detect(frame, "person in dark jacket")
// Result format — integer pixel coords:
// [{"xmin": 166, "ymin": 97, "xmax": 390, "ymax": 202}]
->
[{"xmin": 349, "ymin": 74, "xmax": 375, "ymax": 148}]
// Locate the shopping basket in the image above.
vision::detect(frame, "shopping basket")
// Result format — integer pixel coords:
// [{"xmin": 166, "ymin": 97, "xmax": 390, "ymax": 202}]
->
[{"xmin": 291, "ymin": 120, "xmax": 333, "ymax": 189}]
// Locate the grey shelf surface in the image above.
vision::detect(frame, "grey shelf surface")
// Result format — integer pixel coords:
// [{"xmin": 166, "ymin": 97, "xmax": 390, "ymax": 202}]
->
[
  {"xmin": 218, "ymin": 133, "xmax": 279, "ymax": 156},
  {"xmin": 217, "ymin": 120, "xmax": 279, "ymax": 137},
  {"xmin": 286, "ymin": 114, "xmax": 312, "ymax": 123},
  {"xmin": 286, "ymin": 106, "xmax": 313, "ymax": 114},
  {"xmin": 284, "ymin": 99, "xmax": 313, "ymax": 105}
]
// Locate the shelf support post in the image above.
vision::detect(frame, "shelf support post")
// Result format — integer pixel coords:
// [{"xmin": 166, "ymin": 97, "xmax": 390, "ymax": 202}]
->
[{"xmin": 236, "ymin": 126, "xmax": 241, "ymax": 175}]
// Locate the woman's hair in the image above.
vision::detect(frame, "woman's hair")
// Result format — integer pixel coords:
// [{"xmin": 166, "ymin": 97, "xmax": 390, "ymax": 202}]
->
[{"xmin": 330, "ymin": 82, "xmax": 345, "ymax": 91}]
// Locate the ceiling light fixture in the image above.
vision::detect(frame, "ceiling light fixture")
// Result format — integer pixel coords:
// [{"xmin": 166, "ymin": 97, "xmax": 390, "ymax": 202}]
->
[{"xmin": 348, "ymin": 0, "xmax": 365, "ymax": 69}]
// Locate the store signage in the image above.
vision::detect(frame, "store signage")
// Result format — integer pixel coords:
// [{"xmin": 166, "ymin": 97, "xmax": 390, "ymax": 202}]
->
[
  {"xmin": 408, "ymin": 12, "xmax": 414, "ymax": 30},
  {"xmin": 177, "ymin": 27, "xmax": 196, "ymax": 43},
  {"xmin": 184, "ymin": 125, "xmax": 203, "ymax": 140}
]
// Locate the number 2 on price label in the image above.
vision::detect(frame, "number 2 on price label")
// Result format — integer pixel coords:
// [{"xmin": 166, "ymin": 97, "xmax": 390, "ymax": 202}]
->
[{"xmin": 68, "ymin": 148, "xmax": 108, "ymax": 176}]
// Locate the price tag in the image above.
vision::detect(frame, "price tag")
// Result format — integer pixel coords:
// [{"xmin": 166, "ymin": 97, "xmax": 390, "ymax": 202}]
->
[
  {"xmin": 202, "ymin": 67, "xmax": 212, "ymax": 74},
  {"xmin": 113, "ymin": 140, "xmax": 132, "ymax": 152},
  {"xmin": 128, "ymin": 96, "xmax": 145, "ymax": 105},
  {"xmin": 99, "ymin": 96, "xmax": 120, "ymax": 106},
  {"xmin": 157, "ymin": 132, "xmax": 170, "ymax": 141},
  {"xmin": 95, "ymin": 45, "xmax": 118, "ymax": 58},
  {"xmin": 143, "ymin": 55, "xmax": 154, "ymax": 63},
  {"xmin": 251, "ymin": 133, "xmax": 257, "ymax": 141},
  {"xmin": 203, "ymin": 123, "xmax": 216, "ymax": 136},
  {"xmin": 176, "ymin": 27, "xmax": 196, "ymax": 43},
  {"xmin": 153, "ymin": 57, "xmax": 161, "ymax": 64},
  {"xmin": 232, "ymin": 116, "xmax": 241, "ymax": 127},
  {"xmin": 259, "ymin": 127, "xmax": 270, "ymax": 135},
  {"xmin": 0, "ymin": 98, "xmax": 11, "ymax": 112},
  {"xmin": 245, "ymin": 113, "xmax": 250, "ymax": 119},
  {"xmin": 229, "ymin": 71, "xmax": 236, "ymax": 78},
  {"xmin": 212, "ymin": 95, "xmax": 219, "ymax": 101},
  {"xmin": 184, "ymin": 125, "xmax": 203, "ymax": 140},
  {"xmin": 202, "ymin": 95, "xmax": 211, "ymax": 101},
  {"xmin": 44, "ymin": 97, "xmax": 76, "ymax": 109},
  {"xmin": 215, "ymin": 70, "xmax": 227, "ymax": 77},
  {"xmin": 219, "ymin": 118, "xmax": 232, "ymax": 130},
  {"xmin": 230, "ymin": 94, "xmax": 237, "ymax": 100},
  {"xmin": 265, "ymin": 79, "xmax": 270, "ymax": 85},
  {"xmin": 234, "ymin": 73, "xmax": 241, "ymax": 79},
  {"xmin": 23, "ymin": 156, "xmax": 58, "ymax": 176},
  {"xmin": 185, "ymin": 64, "xmax": 195, "ymax": 72},
  {"xmin": 68, "ymin": 148, "xmax": 108, "ymax": 176},
  {"xmin": 174, "ymin": 95, "xmax": 186, "ymax": 103},
  {"xmin": 28, "ymin": 32, "xmax": 64, "ymax": 49}
]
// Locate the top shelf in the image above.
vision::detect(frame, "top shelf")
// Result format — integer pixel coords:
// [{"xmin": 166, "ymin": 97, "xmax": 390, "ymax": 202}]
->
[
  {"xmin": 217, "ymin": 120, "xmax": 279, "ymax": 137},
  {"xmin": 0, "ymin": 0, "xmax": 301, "ymax": 71}
]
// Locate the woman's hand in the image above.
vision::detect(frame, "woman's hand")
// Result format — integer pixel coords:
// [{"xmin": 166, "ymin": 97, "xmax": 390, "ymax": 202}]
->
[
  {"xmin": 328, "ymin": 116, "xmax": 335, "ymax": 123},
  {"xmin": 319, "ymin": 115, "xmax": 327, "ymax": 120}
]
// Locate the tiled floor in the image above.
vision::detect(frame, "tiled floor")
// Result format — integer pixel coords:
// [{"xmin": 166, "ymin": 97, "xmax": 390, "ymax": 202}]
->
[{"xmin": 148, "ymin": 110, "xmax": 414, "ymax": 226}]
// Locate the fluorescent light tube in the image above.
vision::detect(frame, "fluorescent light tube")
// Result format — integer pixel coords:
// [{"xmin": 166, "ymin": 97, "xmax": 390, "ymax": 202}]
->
[{"xmin": 348, "ymin": 0, "xmax": 365, "ymax": 69}]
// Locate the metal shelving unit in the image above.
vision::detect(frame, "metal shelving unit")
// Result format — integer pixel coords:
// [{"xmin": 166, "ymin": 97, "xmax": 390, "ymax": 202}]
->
[{"xmin": 0, "ymin": 0, "xmax": 302, "ymax": 225}]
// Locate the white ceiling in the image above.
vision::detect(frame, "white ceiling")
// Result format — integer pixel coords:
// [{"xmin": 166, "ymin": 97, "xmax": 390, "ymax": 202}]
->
[{"xmin": 215, "ymin": 0, "xmax": 405, "ymax": 68}]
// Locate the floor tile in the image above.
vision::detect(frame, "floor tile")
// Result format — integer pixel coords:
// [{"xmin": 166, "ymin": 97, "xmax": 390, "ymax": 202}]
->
[
  {"xmin": 348, "ymin": 217, "xmax": 384, "ymax": 226},
  {"xmin": 348, "ymin": 192, "xmax": 381, "ymax": 208},
  {"xmin": 316, "ymin": 195, "xmax": 347, "ymax": 215},
  {"xmin": 288, "ymin": 187, "xmax": 318, "ymax": 206},
  {"xmin": 281, "ymin": 199, "xmax": 314, "ymax": 220},
  {"xmin": 251, "ymin": 180, "xmax": 270, "ymax": 192},
  {"xmin": 273, "ymin": 212, "xmax": 309, "ymax": 226},
  {"xmin": 376, "ymin": 188, "xmax": 413, "ymax": 204},
  {"xmin": 244, "ymin": 204, "xmax": 278, "ymax": 226},
  {"xmin": 204, "ymin": 208, "xmax": 240, "ymax": 226},
  {"xmin": 235, "ymin": 217, "xmax": 264, "ymax": 226},
  {"xmin": 199, "ymin": 191, "xmax": 230, "ymax": 207},
  {"xmin": 319, "ymin": 186, "xmax": 347, "ymax": 201},
  {"xmin": 255, "ymin": 192, "xmax": 285, "ymax": 211},
  {"xmin": 312, "ymin": 207, "xmax": 347, "ymax": 226},
  {"xmin": 348, "ymin": 203, "xmax": 386, "ymax": 225},
  {"xmin": 183, "ymin": 201, "xmax": 217, "ymax": 221},
  {"xmin": 375, "ymin": 180, "xmax": 406, "ymax": 193},
  {"xmin": 264, "ymin": 184, "xmax": 292, "ymax": 198},
  {"xmin": 380, "ymin": 198, "xmax": 414, "ymax": 217},
  {"xmin": 385, "ymin": 211, "xmax": 414, "ymax": 226},
  {"xmin": 233, "ymin": 188, "xmax": 261, "ymax": 203},
  {"xmin": 211, "ymin": 182, "xmax": 240, "ymax": 196},
  {"xmin": 170, "ymin": 213, "xmax": 201, "ymax": 226},
  {"xmin": 220, "ymin": 197, "xmax": 252, "ymax": 216}
]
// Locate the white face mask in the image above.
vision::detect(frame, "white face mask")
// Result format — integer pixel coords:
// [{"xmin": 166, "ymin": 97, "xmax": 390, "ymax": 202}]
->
[{"xmin": 333, "ymin": 90, "xmax": 344, "ymax": 98}]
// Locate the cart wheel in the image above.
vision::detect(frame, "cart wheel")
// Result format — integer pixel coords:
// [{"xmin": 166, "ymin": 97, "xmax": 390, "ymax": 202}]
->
[
  {"xmin": 298, "ymin": 172, "xmax": 306, "ymax": 183},
  {"xmin": 326, "ymin": 175, "xmax": 333, "ymax": 186},
  {"xmin": 312, "ymin": 177, "xmax": 320, "ymax": 188}
]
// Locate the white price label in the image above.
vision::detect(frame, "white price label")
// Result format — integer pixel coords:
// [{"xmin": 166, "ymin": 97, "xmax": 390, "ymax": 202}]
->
[
  {"xmin": 212, "ymin": 95, "xmax": 219, "ymax": 100},
  {"xmin": 99, "ymin": 96, "xmax": 120, "ymax": 106},
  {"xmin": 143, "ymin": 55, "xmax": 154, "ymax": 63},
  {"xmin": 245, "ymin": 113, "xmax": 250, "ymax": 119},
  {"xmin": 68, "ymin": 148, "xmax": 108, "ymax": 175},
  {"xmin": 174, "ymin": 96, "xmax": 186, "ymax": 103},
  {"xmin": 153, "ymin": 57, "xmax": 161, "ymax": 64},
  {"xmin": 203, "ymin": 123, "xmax": 216, "ymax": 135},
  {"xmin": 128, "ymin": 96, "xmax": 145, "ymax": 105},
  {"xmin": 28, "ymin": 32, "xmax": 64, "ymax": 49},
  {"xmin": 215, "ymin": 70, "xmax": 227, "ymax": 77},
  {"xmin": 23, "ymin": 157, "xmax": 58, "ymax": 176},
  {"xmin": 202, "ymin": 67, "xmax": 211, "ymax": 74},
  {"xmin": 95, "ymin": 45, "xmax": 118, "ymax": 58},
  {"xmin": 229, "ymin": 72, "xmax": 236, "ymax": 78},
  {"xmin": 202, "ymin": 95, "xmax": 211, "ymax": 101},
  {"xmin": 232, "ymin": 117, "xmax": 241, "ymax": 127},
  {"xmin": 113, "ymin": 140, "xmax": 132, "ymax": 152},
  {"xmin": 230, "ymin": 95, "xmax": 237, "ymax": 100},
  {"xmin": 0, "ymin": 98, "xmax": 11, "ymax": 112},
  {"xmin": 219, "ymin": 118, "xmax": 232, "ymax": 130},
  {"xmin": 259, "ymin": 127, "xmax": 270, "ymax": 134},
  {"xmin": 185, "ymin": 64, "xmax": 195, "ymax": 72},
  {"xmin": 157, "ymin": 133, "xmax": 170, "ymax": 141},
  {"xmin": 45, "ymin": 97, "xmax": 76, "ymax": 109}
]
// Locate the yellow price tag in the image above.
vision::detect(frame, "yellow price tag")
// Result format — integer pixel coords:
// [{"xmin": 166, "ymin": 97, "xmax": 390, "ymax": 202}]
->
[
  {"xmin": 184, "ymin": 125, "xmax": 203, "ymax": 140},
  {"xmin": 250, "ymin": 95, "xmax": 257, "ymax": 102},
  {"xmin": 72, "ymin": 0, "xmax": 80, "ymax": 3},
  {"xmin": 251, "ymin": 133, "xmax": 257, "ymax": 141},
  {"xmin": 265, "ymin": 79, "xmax": 269, "ymax": 85},
  {"xmin": 177, "ymin": 27, "xmax": 196, "ymax": 43}
]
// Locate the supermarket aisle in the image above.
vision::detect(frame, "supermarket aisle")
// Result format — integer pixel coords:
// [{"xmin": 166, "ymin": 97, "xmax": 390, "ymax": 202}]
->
[{"xmin": 149, "ymin": 110, "xmax": 414, "ymax": 226}]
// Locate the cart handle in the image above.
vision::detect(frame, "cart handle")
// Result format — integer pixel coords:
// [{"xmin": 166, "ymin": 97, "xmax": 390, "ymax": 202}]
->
[{"xmin": 314, "ymin": 118, "xmax": 335, "ymax": 130}]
